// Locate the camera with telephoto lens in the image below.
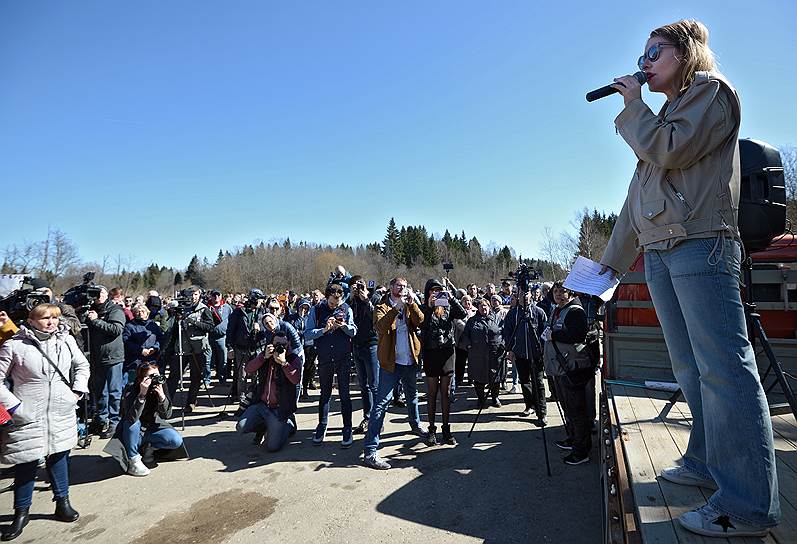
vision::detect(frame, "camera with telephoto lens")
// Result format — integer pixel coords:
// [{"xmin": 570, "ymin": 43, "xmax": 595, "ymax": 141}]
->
[
  {"xmin": 508, "ymin": 261, "xmax": 540, "ymax": 294},
  {"xmin": 0, "ymin": 286, "xmax": 51, "ymax": 325}
]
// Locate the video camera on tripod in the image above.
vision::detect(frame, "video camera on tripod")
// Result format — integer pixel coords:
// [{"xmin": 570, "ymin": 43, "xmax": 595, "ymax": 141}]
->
[
  {"xmin": 167, "ymin": 288, "xmax": 200, "ymax": 320},
  {"xmin": 62, "ymin": 272, "xmax": 103, "ymax": 320},
  {"xmin": 507, "ymin": 260, "xmax": 541, "ymax": 294}
]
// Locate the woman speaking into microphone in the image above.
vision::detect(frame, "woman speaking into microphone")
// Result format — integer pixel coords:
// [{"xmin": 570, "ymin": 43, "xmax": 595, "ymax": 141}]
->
[{"xmin": 599, "ymin": 19, "xmax": 779, "ymax": 538}]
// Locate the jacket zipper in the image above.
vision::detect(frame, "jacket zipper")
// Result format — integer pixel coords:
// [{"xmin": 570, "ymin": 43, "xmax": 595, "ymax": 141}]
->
[{"xmin": 666, "ymin": 178, "xmax": 693, "ymax": 211}]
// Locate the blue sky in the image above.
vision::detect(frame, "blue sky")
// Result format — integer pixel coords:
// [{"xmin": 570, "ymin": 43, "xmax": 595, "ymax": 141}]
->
[{"xmin": 1, "ymin": 1, "xmax": 795, "ymax": 270}]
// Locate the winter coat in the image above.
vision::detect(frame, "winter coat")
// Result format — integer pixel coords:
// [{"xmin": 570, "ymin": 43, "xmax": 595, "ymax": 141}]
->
[
  {"xmin": 86, "ymin": 300, "xmax": 126, "ymax": 367},
  {"xmin": 461, "ymin": 313, "xmax": 504, "ymax": 385},
  {"xmin": 0, "ymin": 326, "xmax": 90, "ymax": 464},
  {"xmin": 543, "ymin": 301, "xmax": 591, "ymax": 377},
  {"xmin": 601, "ymin": 72, "xmax": 742, "ymax": 273},
  {"xmin": 503, "ymin": 304, "xmax": 547, "ymax": 361},
  {"xmin": 226, "ymin": 306, "xmax": 258, "ymax": 350},
  {"xmin": 419, "ymin": 278, "xmax": 467, "ymax": 351},
  {"xmin": 208, "ymin": 302, "xmax": 233, "ymax": 339},
  {"xmin": 350, "ymin": 293, "xmax": 379, "ymax": 347},
  {"xmin": 123, "ymin": 318, "xmax": 164, "ymax": 368}
]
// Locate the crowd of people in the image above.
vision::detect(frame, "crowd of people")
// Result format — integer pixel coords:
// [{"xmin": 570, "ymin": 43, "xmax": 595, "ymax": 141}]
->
[{"xmin": 0, "ymin": 264, "xmax": 601, "ymax": 540}]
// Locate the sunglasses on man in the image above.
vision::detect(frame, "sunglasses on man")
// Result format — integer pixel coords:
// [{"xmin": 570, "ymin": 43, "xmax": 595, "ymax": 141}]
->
[{"xmin": 638, "ymin": 42, "xmax": 677, "ymax": 71}]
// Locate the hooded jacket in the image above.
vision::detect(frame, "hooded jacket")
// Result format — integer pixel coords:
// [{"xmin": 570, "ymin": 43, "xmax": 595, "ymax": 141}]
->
[
  {"xmin": 0, "ymin": 325, "xmax": 90, "ymax": 464},
  {"xmin": 601, "ymin": 72, "xmax": 742, "ymax": 274}
]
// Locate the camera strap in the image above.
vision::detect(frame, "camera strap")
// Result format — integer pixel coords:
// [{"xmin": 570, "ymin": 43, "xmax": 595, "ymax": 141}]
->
[{"xmin": 31, "ymin": 339, "xmax": 73, "ymax": 388}]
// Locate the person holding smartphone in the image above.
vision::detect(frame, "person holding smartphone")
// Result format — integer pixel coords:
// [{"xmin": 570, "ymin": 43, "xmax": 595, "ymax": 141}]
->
[{"xmin": 419, "ymin": 278, "xmax": 467, "ymax": 446}]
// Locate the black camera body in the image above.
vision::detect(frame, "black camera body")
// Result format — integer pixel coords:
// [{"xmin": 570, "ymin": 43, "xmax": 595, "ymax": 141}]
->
[
  {"xmin": 149, "ymin": 374, "xmax": 166, "ymax": 386},
  {"xmin": 62, "ymin": 272, "xmax": 102, "ymax": 317},
  {"xmin": 272, "ymin": 330, "xmax": 288, "ymax": 355},
  {"xmin": 510, "ymin": 262, "xmax": 540, "ymax": 294},
  {"xmin": 0, "ymin": 289, "xmax": 51, "ymax": 325}
]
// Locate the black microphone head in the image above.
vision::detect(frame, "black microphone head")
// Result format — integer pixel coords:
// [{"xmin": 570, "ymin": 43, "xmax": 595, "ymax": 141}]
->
[{"xmin": 634, "ymin": 71, "xmax": 648, "ymax": 84}]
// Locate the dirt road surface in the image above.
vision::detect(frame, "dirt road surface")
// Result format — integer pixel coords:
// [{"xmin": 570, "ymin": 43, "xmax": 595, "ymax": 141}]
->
[{"xmin": 0, "ymin": 383, "xmax": 601, "ymax": 543}]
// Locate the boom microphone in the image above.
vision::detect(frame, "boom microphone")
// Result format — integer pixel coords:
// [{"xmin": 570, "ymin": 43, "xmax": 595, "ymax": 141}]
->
[{"xmin": 586, "ymin": 71, "xmax": 647, "ymax": 102}]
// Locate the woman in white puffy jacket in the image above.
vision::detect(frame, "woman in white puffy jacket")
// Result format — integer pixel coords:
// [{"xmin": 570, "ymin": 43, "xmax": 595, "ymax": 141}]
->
[{"xmin": 0, "ymin": 303, "xmax": 90, "ymax": 541}]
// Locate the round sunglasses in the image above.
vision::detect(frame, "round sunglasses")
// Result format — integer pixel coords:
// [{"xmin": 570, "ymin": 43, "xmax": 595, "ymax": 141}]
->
[{"xmin": 638, "ymin": 42, "xmax": 677, "ymax": 71}]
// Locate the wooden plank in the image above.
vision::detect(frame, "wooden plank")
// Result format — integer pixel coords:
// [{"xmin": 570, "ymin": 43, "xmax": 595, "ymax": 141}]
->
[
  {"xmin": 612, "ymin": 385, "xmax": 681, "ymax": 543},
  {"xmin": 629, "ymin": 391, "xmax": 724, "ymax": 544},
  {"xmin": 607, "ymin": 390, "xmax": 643, "ymax": 544}
]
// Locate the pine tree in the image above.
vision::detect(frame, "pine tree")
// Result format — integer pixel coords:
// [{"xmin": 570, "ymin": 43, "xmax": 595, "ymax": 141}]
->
[
  {"xmin": 216, "ymin": 250, "xmax": 224, "ymax": 265},
  {"xmin": 382, "ymin": 218, "xmax": 401, "ymax": 263},
  {"xmin": 174, "ymin": 272, "xmax": 183, "ymax": 286}
]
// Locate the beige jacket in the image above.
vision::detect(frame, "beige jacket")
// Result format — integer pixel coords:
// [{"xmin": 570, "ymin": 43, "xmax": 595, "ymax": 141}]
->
[
  {"xmin": 374, "ymin": 295, "xmax": 424, "ymax": 374},
  {"xmin": 601, "ymin": 71, "xmax": 742, "ymax": 273}
]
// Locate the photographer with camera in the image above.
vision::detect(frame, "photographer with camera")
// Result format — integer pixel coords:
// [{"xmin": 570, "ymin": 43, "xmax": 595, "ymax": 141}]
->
[
  {"xmin": 226, "ymin": 288, "xmax": 265, "ymax": 410},
  {"xmin": 461, "ymin": 298, "xmax": 505, "ymax": 409},
  {"xmin": 504, "ymin": 289, "xmax": 548, "ymax": 425},
  {"xmin": 85, "ymin": 285, "xmax": 126, "ymax": 439},
  {"xmin": 362, "ymin": 277, "xmax": 426, "ymax": 470},
  {"xmin": 109, "ymin": 363, "xmax": 185, "ymax": 477},
  {"xmin": 0, "ymin": 303, "xmax": 90, "ymax": 540},
  {"xmin": 305, "ymin": 283, "xmax": 356, "ymax": 447},
  {"xmin": 348, "ymin": 275, "xmax": 380, "ymax": 435},
  {"xmin": 419, "ymin": 278, "xmax": 466, "ymax": 446},
  {"xmin": 542, "ymin": 282, "xmax": 591, "ymax": 465},
  {"xmin": 237, "ymin": 318, "xmax": 302, "ymax": 452},
  {"xmin": 165, "ymin": 286, "xmax": 214, "ymax": 414}
]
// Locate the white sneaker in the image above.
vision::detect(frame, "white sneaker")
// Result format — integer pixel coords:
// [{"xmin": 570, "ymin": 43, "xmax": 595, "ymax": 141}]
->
[
  {"xmin": 127, "ymin": 455, "xmax": 150, "ymax": 477},
  {"xmin": 660, "ymin": 466, "xmax": 717, "ymax": 490},
  {"xmin": 509, "ymin": 385, "xmax": 521, "ymax": 394},
  {"xmin": 678, "ymin": 504, "xmax": 769, "ymax": 538}
]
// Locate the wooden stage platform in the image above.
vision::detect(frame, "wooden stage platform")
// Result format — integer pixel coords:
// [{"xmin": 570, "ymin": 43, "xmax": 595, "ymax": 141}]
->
[{"xmin": 603, "ymin": 383, "xmax": 797, "ymax": 543}]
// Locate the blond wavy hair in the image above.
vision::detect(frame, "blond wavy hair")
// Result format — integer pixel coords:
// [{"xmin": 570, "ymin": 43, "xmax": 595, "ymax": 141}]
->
[{"xmin": 651, "ymin": 19, "xmax": 717, "ymax": 93}]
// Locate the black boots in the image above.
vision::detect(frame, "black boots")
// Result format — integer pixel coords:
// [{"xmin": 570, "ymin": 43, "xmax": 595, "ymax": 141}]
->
[
  {"xmin": 425, "ymin": 425, "xmax": 437, "ymax": 446},
  {"xmin": 1, "ymin": 508, "xmax": 29, "ymax": 541},
  {"xmin": 54, "ymin": 497, "xmax": 79, "ymax": 523},
  {"xmin": 441, "ymin": 424, "xmax": 457, "ymax": 446}
]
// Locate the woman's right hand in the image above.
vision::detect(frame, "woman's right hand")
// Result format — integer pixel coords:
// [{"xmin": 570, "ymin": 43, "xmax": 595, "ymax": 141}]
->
[
  {"xmin": 598, "ymin": 265, "xmax": 618, "ymax": 278},
  {"xmin": 139, "ymin": 376, "xmax": 152, "ymax": 398}
]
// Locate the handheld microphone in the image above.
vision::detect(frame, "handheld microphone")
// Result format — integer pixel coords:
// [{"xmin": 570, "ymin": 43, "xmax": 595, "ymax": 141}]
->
[{"xmin": 586, "ymin": 71, "xmax": 647, "ymax": 102}]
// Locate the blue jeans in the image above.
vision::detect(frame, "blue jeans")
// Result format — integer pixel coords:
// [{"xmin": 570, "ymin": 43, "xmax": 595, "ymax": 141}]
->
[
  {"xmin": 237, "ymin": 402, "xmax": 292, "ymax": 452},
  {"xmin": 210, "ymin": 336, "xmax": 228, "ymax": 382},
  {"xmin": 645, "ymin": 236, "xmax": 780, "ymax": 527},
  {"xmin": 317, "ymin": 356, "xmax": 353, "ymax": 430},
  {"xmin": 353, "ymin": 344, "xmax": 379, "ymax": 420},
  {"xmin": 363, "ymin": 363, "xmax": 421, "ymax": 457},
  {"xmin": 13, "ymin": 450, "xmax": 69, "ymax": 509},
  {"xmin": 91, "ymin": 363, "xmax": 122, "ymax": 426},
  {"xmin": 120, "ymin": 419, "xmax": 184, "ymax": 458}
]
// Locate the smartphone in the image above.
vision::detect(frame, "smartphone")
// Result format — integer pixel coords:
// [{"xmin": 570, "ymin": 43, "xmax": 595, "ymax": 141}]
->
[{"xmin": 434, "ymin": 296, "xmax": 450, "ymax": 307}]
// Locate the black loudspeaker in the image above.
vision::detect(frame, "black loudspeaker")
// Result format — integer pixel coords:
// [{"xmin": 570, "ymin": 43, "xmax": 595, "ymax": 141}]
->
[{"xmin": 738, "ymin": 139, "xmax": 787, "ymax": 253}]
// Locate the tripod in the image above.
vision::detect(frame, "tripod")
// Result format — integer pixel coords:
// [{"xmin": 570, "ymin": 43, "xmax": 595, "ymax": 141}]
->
[
  {"xmin": 742, "ymin": 256, "xmax": 797, "ymax": 419},
  {"xmin": 174, "ymin": 316, "xmax": 216, "ymax": 430}
]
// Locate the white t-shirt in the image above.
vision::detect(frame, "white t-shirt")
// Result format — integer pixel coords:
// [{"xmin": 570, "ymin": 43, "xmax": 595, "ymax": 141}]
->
[{"xmin": 390, "ymin": 296, "xmax": 414, "ymax": 366}]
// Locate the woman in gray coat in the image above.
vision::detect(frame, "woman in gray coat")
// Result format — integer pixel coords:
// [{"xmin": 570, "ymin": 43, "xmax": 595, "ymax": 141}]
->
[
  {"xmin": 0, "ymin": 304, "xmax": 90, "ymax": 541},
  {"xmin": 461, "ymin": 298, "xmax": 505, "ymax": 408}
]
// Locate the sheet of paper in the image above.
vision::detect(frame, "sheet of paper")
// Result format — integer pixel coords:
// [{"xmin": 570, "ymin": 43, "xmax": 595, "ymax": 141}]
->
[{"xmin": 562, "ymin": 256, "xmax": 620, "ymax": 302}]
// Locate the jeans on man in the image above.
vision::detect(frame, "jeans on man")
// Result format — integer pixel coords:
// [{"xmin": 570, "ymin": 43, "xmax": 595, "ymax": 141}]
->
[
  {"xmin": 645, "ymin": 237, "xmax": 779, "ymax": 527},
  {"xmin": 317, "ymin": 355, "xmax": 353, "ymax": 430},
  {"xmin": 91, "ymin": 362, "xmax": 123, "ymax": 426},
  {"xmin": 231, "ymin": 346, "xmax": 253, "ymax": 402},
  {"xmin": 120, "ymin": 419, "xmax": 183, "ymax": 458},
  {"xmin": 210, "ymin": 336, "xmax": 228, "ymax": 382},
  {"xmin": 13, "ymin": 450, "xmax": 69, "ymax": 509},
  {"xmin": 515, "ymin": 356, "xmax": 546, "ymax": 415},
  {"xmin": 363, "ymin": 363, "xmax": 421, "ymax": 457},
  {"xmin": 237, "ymin": 402, "xmax": 292, "ymax": 452},
  {"xmin": 353, "ymin": 344, "xmax": 379, "ymax": 420},
  {"xmin": 302, "ymin": 345, "xmax": 317, "ymax": 389}
]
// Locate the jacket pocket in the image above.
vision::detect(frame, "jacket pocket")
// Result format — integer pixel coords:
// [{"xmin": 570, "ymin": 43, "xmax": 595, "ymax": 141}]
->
[
  {"xmin": 641, "ymin": 199, "xmax": 666, "ymax": 221},
  {"xmin": 666, "ymin": 176, "xmax": 693, "ymax": 212}
]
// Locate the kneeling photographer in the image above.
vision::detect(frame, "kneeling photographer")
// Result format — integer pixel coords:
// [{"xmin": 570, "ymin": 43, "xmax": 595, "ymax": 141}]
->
[
  {"xmin": 236, "ymin": 317, "xmax": 302, "ymax": 453},
  {"xmin": 106, "ymin": 363, "xmax": 186, "ymax": 477}
]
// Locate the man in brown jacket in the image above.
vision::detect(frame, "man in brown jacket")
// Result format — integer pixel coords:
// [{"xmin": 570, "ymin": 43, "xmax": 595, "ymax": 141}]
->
[{"xmin": 362, "ymin": 277, "xmax": 426, "ymax": 470}]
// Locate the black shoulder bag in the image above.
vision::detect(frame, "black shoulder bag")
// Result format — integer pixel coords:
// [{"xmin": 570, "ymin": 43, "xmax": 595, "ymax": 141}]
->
[{"xmin": 551, "ymin": 340, "xmax": 595, "ymax": 390}]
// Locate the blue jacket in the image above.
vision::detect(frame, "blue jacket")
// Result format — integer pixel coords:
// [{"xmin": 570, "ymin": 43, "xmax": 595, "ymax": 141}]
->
[
  {"xmin": 122, "ymin": 318, "xmax": 164, "ymax": 367},
  {"xmin": 209, "ymin": 302, "xmax": 233, "ymax": 339},
  {"xmin": 253, "ymin": 320, "xmax": 303, "ymax": 359},
  {"xmin": 305, "ymin": 302, "xmax": 356, "ymax": 363}
]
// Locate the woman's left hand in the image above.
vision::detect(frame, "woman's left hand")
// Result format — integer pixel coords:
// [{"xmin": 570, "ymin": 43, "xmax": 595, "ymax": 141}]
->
[{"xmin": 611, "ymin": 74, "xmax": 643, "ymax": 106}]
